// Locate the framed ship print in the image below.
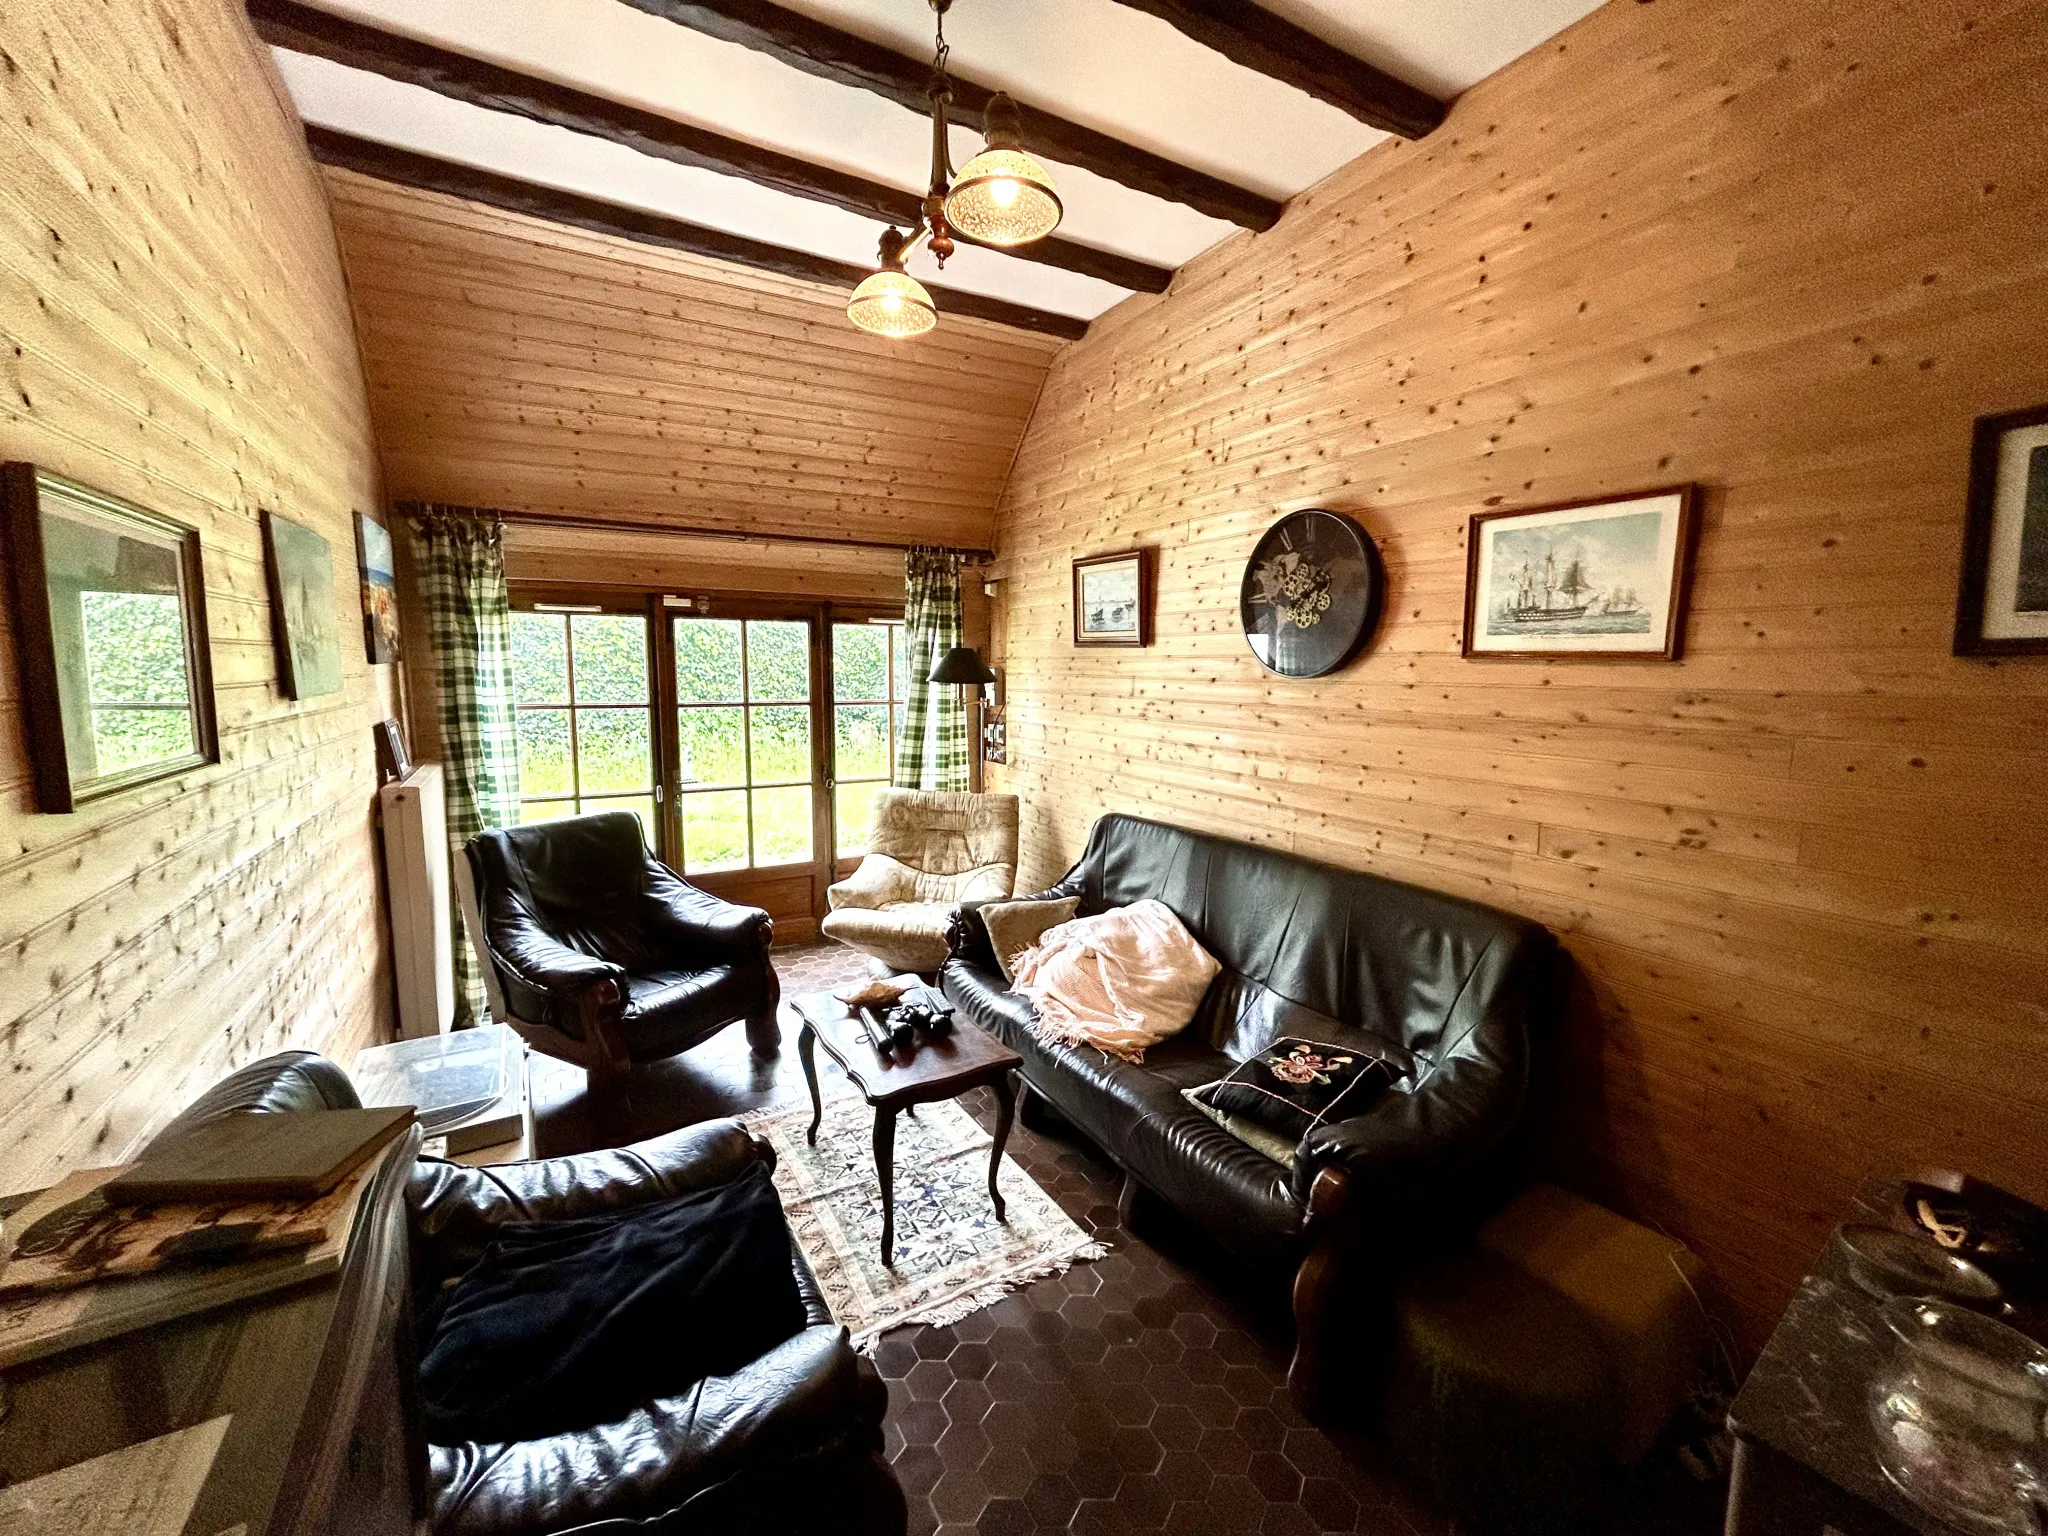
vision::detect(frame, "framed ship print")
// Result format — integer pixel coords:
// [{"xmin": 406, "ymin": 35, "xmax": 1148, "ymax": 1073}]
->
[
  {"xmin": 1954, "ymin": 403, "xmax": 2048, "ymax": 656},
  {"xmin": 1072, "ymin": 548, "xmax": 1152, "ymax": 647},
  {"xmin": 1238, "ymin": 509, "xmax": 1385, "ymax": 679},
  {"xmin": 1463, "ymin": 486, "xmax": 1699, "ymax": 661}
]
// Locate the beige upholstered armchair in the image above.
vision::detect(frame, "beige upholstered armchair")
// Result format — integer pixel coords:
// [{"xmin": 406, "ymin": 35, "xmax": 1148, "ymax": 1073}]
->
[{"xmin": 820, "ymin": 790, "xmax": 1019, "ymax": 973}]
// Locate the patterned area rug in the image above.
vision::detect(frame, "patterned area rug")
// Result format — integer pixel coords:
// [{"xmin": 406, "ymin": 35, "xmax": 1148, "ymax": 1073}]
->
[{"xmin": 744, "ymin": 1089, "xmax": 1107, "ymax": 1349}]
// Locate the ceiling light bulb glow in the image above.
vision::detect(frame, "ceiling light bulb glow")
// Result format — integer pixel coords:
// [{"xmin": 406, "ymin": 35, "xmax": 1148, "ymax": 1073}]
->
[{"xmin": 989, "ymin": 178, "xmax": 1019, "ymax": 208}]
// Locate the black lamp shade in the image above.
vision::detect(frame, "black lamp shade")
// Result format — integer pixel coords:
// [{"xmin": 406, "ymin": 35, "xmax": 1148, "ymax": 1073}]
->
[{"xmin": 929, "ymin": 645, "xmax": 997, "ymax": 686}]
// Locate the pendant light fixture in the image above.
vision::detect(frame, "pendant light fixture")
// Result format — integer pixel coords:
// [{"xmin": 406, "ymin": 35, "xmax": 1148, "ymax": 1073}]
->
[
  {"xmin": 846, "ymin": 226, "xmax": 937, "ymax": 337},
  {"xmin": 945, "ymin": 93, "xmax": 1062, "ymax": 247},
  {"xmin": 844, "ymin": 0, "xmax": 1062, "ymax": 337}
]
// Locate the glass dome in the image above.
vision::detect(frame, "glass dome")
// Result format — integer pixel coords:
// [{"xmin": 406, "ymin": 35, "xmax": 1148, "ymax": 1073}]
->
[
  {"xmin": 846, "ymin": 267, "xmax": 937, "ymax": 338},
  {"xmin": 944, "ymin": 147, "xmax": 1061, "ymax": 246}
]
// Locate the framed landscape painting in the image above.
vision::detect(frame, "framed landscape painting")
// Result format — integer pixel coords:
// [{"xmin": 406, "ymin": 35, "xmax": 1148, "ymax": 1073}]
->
[
  {"xmin": 1954, "ymin": 403, "xmax": 2048, "ymax": 656},
  {"xmin": 1463, "ymin": 486, "xmax": 1699, "ymax": 661},
  {"xmin": 262, "ymin": 509, "xmax": 344, "ymax": 699},
  {"xmin": 1073, "ymin": 548, "xmax": 1152, "ymax": 647},
  {"xmin": 356, "ymin": 511, "xmax": 400, "ymax": 664}
]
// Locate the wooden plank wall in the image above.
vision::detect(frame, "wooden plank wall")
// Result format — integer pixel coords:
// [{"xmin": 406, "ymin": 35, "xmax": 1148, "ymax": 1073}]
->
[
  {"xmin": 0, "ymin": 0, "xmax": 393, "ymax": 1187},
  {"xmin": 323, "ymin": 171, "xmax": 1063, "ymax": 552},
  {"xmin": 990, "ymin": 0, "xmax": 2048, "ymax": 1350}
]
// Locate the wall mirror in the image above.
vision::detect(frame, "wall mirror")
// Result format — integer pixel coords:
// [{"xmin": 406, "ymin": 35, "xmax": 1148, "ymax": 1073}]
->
[{"xmin": 2, "ymin": 463, "xmax": 218, "ymax": 812}]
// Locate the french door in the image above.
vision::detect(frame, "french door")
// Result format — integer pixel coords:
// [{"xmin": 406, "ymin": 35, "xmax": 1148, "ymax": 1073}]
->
[{"xmin": 507, "ymin": 588, "xmax": 905, "ymax": 942}]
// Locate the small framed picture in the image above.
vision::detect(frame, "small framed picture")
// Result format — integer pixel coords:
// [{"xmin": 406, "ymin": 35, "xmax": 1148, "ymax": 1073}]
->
[
  {"xmin": 1072, "ymin": 548, "xmax": 1153, "ymax": 648},
  {"xmin": 356, "ymin": 511, "xmax": 400, "ymax": 664},
  {"xmin": 373, "ymin": 717, "xmax": 411, "ymax": 783},
  {"xmin": 1463, "ymin": 486, "xmax": 1699, "ymax": 661},
  {"xmin": 1954, "ymin": 403, "xmax": 2048, "ymax": 656}
]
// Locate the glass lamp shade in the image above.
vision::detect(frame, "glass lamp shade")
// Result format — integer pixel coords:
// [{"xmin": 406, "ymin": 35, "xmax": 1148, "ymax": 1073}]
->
[
  {"xmin": 847, "ymin": 268, "xmax": 937, "ymax": 337},
  {"xmin": 944, "ymin": 148, "xmax": 1062, "ymax": 245}
]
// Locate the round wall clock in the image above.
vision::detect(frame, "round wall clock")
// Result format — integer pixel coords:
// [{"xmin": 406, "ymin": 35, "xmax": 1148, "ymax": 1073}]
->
[{"xmin": 1238, "ymin": 510, "xmax": 1385, "ymax": 679}]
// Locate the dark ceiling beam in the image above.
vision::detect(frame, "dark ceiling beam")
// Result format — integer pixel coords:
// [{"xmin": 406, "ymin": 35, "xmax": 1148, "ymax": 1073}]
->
[
  {"xmin": 610, "ymin": 0, "xmax": 1284, "ymax": 231},
  {"xmin": 1102, "ymin": 1, "xmax": 1444, "ymax": 138},
  {"xmin": 250, "ymin": 0, "xmax": 1170, "ymax": 294},
  {"xmin": 304, "ymin": 127, "xmax": 1090, "ymax": 341}
]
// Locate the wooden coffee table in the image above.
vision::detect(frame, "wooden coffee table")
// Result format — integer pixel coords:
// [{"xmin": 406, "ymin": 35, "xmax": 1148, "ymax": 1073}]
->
[{"xmin": 792, "ymin": 991, "xmax": 1022, "ymax": 1267}]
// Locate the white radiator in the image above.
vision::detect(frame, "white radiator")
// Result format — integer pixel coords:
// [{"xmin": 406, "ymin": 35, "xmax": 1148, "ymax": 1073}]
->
[{"xmin": 379, "ymin": 762, "xmax": 456, "ymax": 1039}]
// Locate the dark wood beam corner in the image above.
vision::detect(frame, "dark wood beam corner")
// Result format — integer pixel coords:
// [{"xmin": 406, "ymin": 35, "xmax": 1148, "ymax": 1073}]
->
[
  {"xmin": 1105, "ymin": 0, "xmax": 1446, "ymax": 139},
  {"xmin": 249, "ymin": 0, "xmax": 1170, "ymax": 294},
  {"xmin": 609, "ymin": 0, "xmax": 1284, "ymax": 231},
  {"xmin": 304, "ymin": 127, "xmax": 1091, "ymax": 341}
]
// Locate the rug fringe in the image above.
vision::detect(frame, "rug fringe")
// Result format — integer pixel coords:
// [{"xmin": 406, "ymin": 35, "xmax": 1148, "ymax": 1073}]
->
[{"xmin": 850, "ymin": 1237, "xmax": 1112, "ymax": 1353}]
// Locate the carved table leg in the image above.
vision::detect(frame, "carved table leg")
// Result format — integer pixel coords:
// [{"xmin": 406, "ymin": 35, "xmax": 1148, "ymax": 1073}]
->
[
  {"xmin": 799, "ymin": 1022, "xmax": 821, "ymax": 1145},
  {"xmin": 874, "ymin": 1106, "xmax": 899, "ymax": 1267},
  {"xmin": 987, "ymin": 1072, "xmax": 1015, "ymax": 1224}
]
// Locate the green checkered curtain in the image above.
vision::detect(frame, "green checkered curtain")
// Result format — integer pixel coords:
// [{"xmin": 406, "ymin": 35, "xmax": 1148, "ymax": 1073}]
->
[
  {"xmin": 404, "ymin": 505, "xmax": 521, "ymax": 1026},
  {"xmin": 893, "ymin": 547, "xmax": 968, "ymax": 792}
]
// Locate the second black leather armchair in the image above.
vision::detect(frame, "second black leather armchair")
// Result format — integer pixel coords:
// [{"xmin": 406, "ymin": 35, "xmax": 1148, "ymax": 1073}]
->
[{"xmin": 459, "ymin": 811, "xmax": 781, "ymax": 1083}]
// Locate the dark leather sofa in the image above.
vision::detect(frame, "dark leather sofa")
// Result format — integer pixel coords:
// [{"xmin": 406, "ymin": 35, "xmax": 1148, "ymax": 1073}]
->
[
  {"xmin": 463, "ymin": 812, "xmax": 781, "ymax": 1083},
  {"xmin": 151, "ymin": 1052, "xmax": 903, "ymax": 1535},
  {"xmin": 942, "ymin": 814, "xmax": 1561, "ymax": 1408}
]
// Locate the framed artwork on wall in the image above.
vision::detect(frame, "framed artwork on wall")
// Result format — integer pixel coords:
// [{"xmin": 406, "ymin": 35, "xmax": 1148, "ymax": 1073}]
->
[
  {"xmin": 262, "ymin": 509, "xmax": 345, "ymax": 699},
  {"xmin": 1463, "ymin": 486, "xmax": 1699, "ymax": 661},
  {"xmin": 1954, "ymin": 403, "xmax": 2048, "ymax": 657},
  {"xmin": 1073, "ymin": 548, "xmax": 1153, "ymax": 647},
  {"xmin": 1238, "ymin": 509, "xmax": 1385, "ymax": 679},
  {"xmin": 0, "ymin": 463, "xmax": 219, "ymax": 813},
  {"xmin": 356, "ymin": 511, "xmax": 400, "ymax": 664}
]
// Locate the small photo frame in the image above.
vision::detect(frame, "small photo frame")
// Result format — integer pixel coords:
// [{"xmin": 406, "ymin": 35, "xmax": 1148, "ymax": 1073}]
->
[
  {"xmin": 1072, "ymin": 548, "xmax": 1153, "ymax": 648},
  {"xmin": 1463, "ymin": 486, "xmax": 1699, "ymax": 661},
  {"xmin": 373, "ymin": 717, "xmax": 411, "ymax": 784},
  {"xmin": 356, "ymin": 511, "xmax": 400, "ymax": 664},
  {"xmin": 1954, "ymin": 403, "xmax": 2048, "ymax": 656}
]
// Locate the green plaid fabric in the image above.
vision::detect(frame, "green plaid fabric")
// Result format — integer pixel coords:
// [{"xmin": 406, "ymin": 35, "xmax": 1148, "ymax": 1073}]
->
[
  {"xmin": 403, "ymin": 505, "xmax": 521, "ymax": 1025},
  {"xmin": 893, "ymin": 547, "xmax": 968, "ymax": 792}
]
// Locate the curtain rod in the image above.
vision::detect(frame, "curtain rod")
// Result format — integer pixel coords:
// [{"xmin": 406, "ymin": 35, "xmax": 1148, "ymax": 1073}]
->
[{"xmin": 394, "ymin": 503, "xmax": 992, "ymax": 561}]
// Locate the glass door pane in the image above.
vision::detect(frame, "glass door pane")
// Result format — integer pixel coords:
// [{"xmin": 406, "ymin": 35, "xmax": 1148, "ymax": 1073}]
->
[
  {"xmin": 673, "ymin": 615, "xmax": 815, "ymax": 874},
  {"xmin": 509, "ymin": 609, "xmax": 654, "ymax": 845},
  {"xmin": 831, "ymin": 619, "xmax": 907, "ymax": 859}
]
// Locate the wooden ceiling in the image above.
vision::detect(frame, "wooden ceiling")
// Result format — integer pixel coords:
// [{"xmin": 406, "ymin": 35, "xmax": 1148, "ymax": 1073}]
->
[
  {"xmin": 325, "ymin": 168, "xmax": 1060, "ymax": 549},
  {"xmin": 262, "ymin": 0, "xmax": 1602, "ymax": 333}
]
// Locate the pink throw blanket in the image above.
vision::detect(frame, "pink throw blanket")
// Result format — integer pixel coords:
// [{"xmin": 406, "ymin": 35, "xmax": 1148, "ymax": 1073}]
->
[{"xmin": 1010, "ymin": 899, "xmax": 1220, "ymax": 1063}]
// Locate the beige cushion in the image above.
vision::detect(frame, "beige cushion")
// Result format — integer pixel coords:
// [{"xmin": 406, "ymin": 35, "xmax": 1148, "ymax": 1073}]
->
[
  {"xmin": 980, "ymin": 895, "xmax": 1080, "ymax": 983},
  {"xmin": 819, "ymin": 901, "xmax": 955, "ymax": 974},
  {"xmin": 1181, "ymin": 1085, "xmax": 1297, "ymax": 1166}
]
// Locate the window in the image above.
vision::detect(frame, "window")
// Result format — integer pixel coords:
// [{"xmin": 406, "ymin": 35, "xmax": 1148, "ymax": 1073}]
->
[
  {"xmin": 672, "ymin": 616, "xmax": 815, "ymax": 875},
  {"xmin": 509, "ymin": 609, "xmax": 654, "ymax": 843},
  {"xmin": 831, "ymin": 619, "xmax": 909, "ymax": 859}
]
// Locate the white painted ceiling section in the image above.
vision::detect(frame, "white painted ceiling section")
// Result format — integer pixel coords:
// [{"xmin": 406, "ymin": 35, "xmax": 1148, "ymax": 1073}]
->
[{"xmin": 274, "ymin": 0, "xmax": 1604, "ymax": 323}]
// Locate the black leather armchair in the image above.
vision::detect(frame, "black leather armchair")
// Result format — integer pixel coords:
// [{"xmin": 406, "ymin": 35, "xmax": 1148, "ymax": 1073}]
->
[
  {"xmin": 941, "ymin": 814, "xmax": 1563, "ymax": 1413},
  {"xmin": 411, "ymin": 1124, "xmax": 902, "ymax": 1536},
  {"xmin": 459, "ymin": 812, "xmax": 781, "ymax": 1083},
  {"xmin": 149, "ymin": 1052, "xmax": 905, "ymax": 1536}
]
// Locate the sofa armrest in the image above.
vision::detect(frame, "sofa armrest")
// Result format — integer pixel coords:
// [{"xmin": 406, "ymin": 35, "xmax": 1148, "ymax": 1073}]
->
[
  {"xmin": 945, "ymin": 874, "xmax": 1083, "ymax": 971},
  {"xmin": 643, "ymin": 862, "xmax": 773, "ymax": 966},
  {"xmin": 1290, "ymin": 1032, "xmax": 1525, "ymax": 1209},
  {"xmin": 407, "ymin": 1118, "xmax": 770, "ymax": 1288},
  {"xmin": 825, "ymin": 854, "xmax": 917, "ymax": 913},
  {"xmin": 429, "ymin": 1324, "xmax": 878, "ymax": 1536},
  {"xmin": 480, "ymin": 909, "xmax": 627, "ymax": 1038}
]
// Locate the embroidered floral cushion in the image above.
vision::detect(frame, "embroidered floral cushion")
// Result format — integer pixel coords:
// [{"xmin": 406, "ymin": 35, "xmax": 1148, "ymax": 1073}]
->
[{"xmin": 1190, "ymin": 1036, "xmax": 1403, "ymax": 1144}]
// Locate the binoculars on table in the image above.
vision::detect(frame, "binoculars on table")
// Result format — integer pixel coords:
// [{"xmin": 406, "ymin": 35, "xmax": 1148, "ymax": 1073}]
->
[{"xmin": 856, "ymin": 998, "xmax": 954, "ymax": 1056}]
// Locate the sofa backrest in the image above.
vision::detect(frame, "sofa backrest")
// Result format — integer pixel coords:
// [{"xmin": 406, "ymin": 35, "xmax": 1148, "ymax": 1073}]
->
[
  {"xmin": 145, "ymin": 1050, "xmax": 361, "ymax": 1154},
  {"xmin": 467, "ymin": 810, "xmax": 658, "ymax": 968},
  {"xmin": 868, "ymin": 789, "xmax": 1018, "ymax": 901},
  {"xmin": 1053, "ymin": 814, "xmax": 1556, "ymax": 1075}
]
